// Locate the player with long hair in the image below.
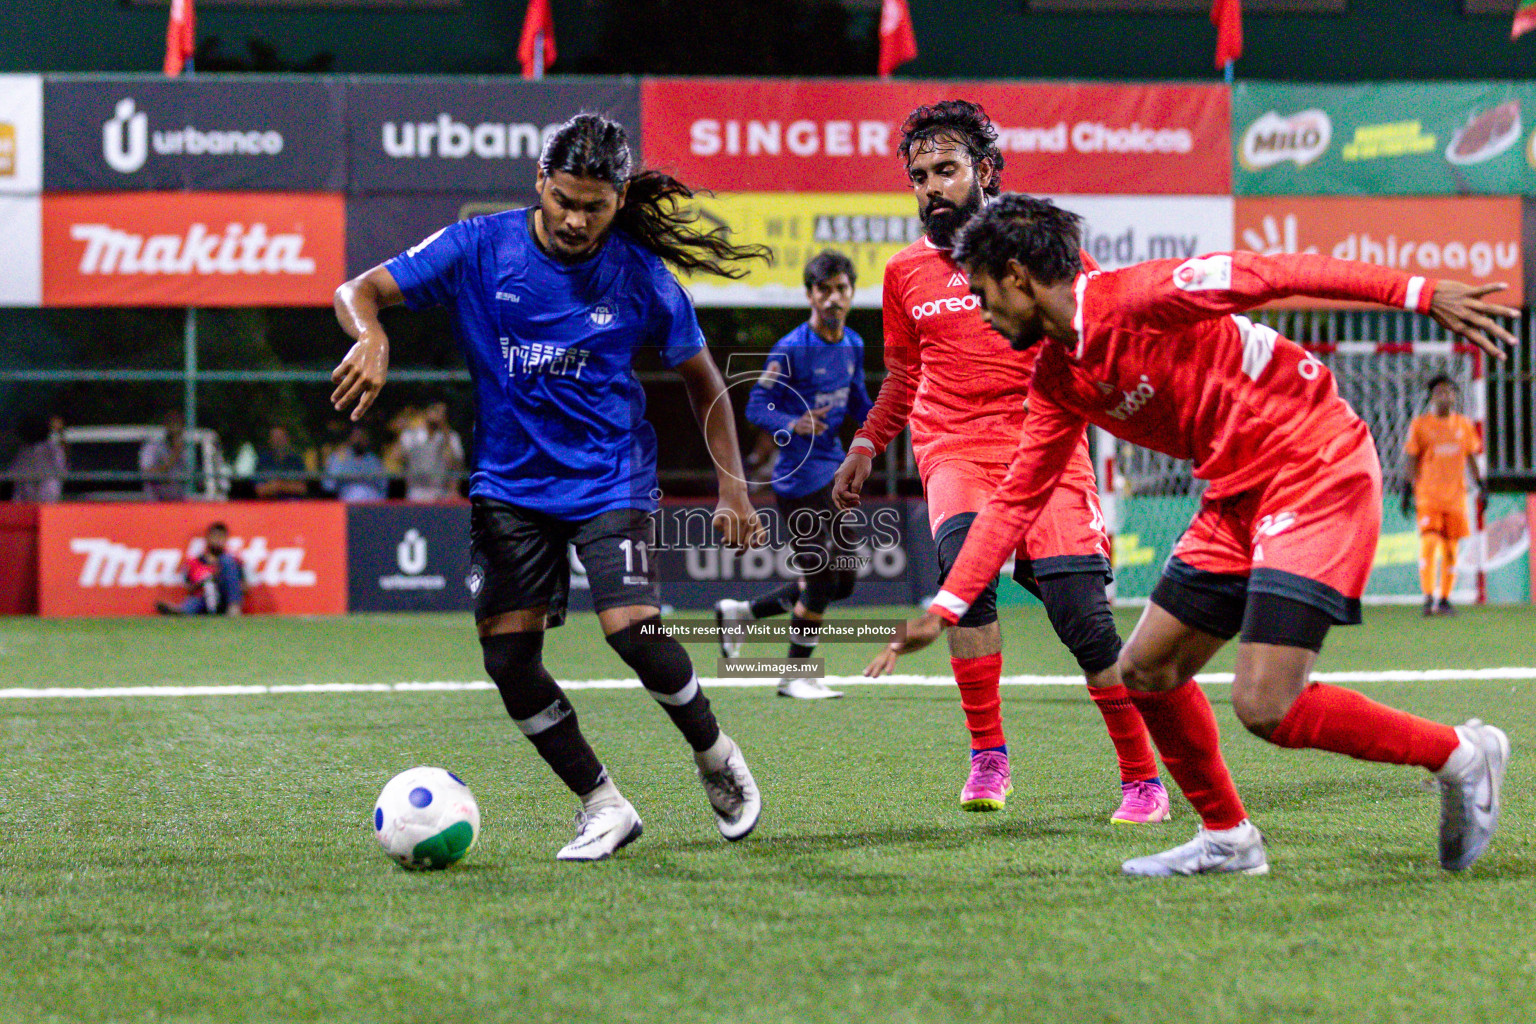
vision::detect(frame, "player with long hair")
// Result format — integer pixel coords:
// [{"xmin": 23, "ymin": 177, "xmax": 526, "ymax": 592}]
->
[
  {"xmin": 833, "ymin": 101, "xmax": 1168, "ymax": 822},
  {"xmin": 874, "ymin": 194, "xmax": 1512, "ymax": 876},
  {"xmin": 331, "ymin": 112, "xmax": 772, "ymax": 862}
]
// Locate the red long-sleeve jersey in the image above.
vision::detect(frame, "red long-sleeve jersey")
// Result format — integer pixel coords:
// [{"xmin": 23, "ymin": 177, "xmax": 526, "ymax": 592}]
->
[
  {"xmin": 853, "ymin": 239, "xmax": 1099, "ymax": 472},
  {"xmin": 930, "ymin": 251, "xmax": 1436, "ymax": 622}
]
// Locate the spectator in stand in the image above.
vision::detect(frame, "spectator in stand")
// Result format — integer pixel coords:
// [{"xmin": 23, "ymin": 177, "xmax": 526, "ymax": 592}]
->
[
  {"xmin": 9, "ymin": 412, "xmax": 68, "ymax": 502},
  {"xmin": 140, "ymin": 409, "xmax": 187, "ymax": 501},
  {"xmin": 399, "ymin": 401, "xmax": 465, "ymax": 501},
  {"xmin": 325, "ymin": 425, "xmax": 389, "ymax": 502},
  {"xmin": 156, "ymin": 522, "xmax": 244, "ymax": 616},
  {"xmin": 317, "ymin": 417, "xmax": 352, "ymax": 469},
  {"xmin": 254, "ymin": 425, "xmax": 309, "ymax": 500}
]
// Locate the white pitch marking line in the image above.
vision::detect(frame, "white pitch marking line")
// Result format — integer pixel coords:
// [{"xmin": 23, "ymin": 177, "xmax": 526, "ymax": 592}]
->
[{"xmin": 1, "ymin": 668, "xmax": 1534, "ymax": 700}]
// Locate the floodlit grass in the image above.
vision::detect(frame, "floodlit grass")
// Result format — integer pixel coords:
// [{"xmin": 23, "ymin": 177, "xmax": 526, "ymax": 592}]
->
[{"xmin": 0, "ymin": 605, "xmax": 1532, "ymax": 1024}]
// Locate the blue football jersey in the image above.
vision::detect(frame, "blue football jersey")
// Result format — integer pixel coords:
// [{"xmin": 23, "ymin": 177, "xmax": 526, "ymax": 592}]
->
[
  {"xmin": 385, "ymin": 208, "xmax": 706, "ymax": 520},
  {"xmin": 745, "ymin": 322, "xmax": 872, "ymax": 499}
]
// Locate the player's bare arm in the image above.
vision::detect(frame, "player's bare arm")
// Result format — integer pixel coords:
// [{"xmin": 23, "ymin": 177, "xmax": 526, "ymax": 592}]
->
[
  {"xmin": 831, "ymin": 450, "xmax": 872, "ymax": 509},
  {"xmin": 677, "ymin": 349, "xmax": 768, "ymax": 550},
  {"xmin": 331, "ymin": 264, "xmax": 405, "ymax": 421},
  {"xmin": 1426, "ymin": 281, "xmax": 1520, "ymax": 361},
  {"xmin": 864, "ymin": 611, "xmax": 947, "ymax": 678}
]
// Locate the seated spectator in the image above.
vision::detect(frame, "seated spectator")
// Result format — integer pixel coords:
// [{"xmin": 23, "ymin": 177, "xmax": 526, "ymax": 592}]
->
[
  {"xmin": 9, "ymin": 412, "xmax": 68, "ymax": 502},
  {"xmin": 325, "ymin": 425, "xmax": 388, "ymax": 502},
  {"xmin": 399, "ymin": 401, "xmax": 465, "ymax": 501},
  {"xmin": 139, "ymin": 410, "xmax": 187, "ymax": 501},
  {"xmin": 254, "ymin": 426, "xmax": 309, "ymax": 500},
  {"xmin": 156, "ymin": 522, "xmax": 243, "ymax": 616}
]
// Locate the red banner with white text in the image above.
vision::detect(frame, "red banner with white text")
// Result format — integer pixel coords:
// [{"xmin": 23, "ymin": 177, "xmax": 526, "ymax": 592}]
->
[{"xmin": 641, "ymin": 78, "xmax": 1231, "ymax": 194}]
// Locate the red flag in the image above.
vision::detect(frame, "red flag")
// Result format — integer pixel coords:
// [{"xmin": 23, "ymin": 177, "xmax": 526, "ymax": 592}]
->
[
  {"xmin": 164, "ymin": 0, "xmax": 195, "ymax": 77},
  {"xmin": 1211, "ymin": 0, "xmax": 1242, "ymax": 69},
  {"xmin": 518, "ymin": 0, "xmax": 556, "ymax": 80},
  {"xmin": 878, "ymin": 0, "xmax": 918, "ymax": 78}
]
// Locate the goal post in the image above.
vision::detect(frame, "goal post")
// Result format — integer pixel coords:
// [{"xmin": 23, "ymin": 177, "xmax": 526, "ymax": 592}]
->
[{"xmin": 1099, "ymin": 310, "xmax": 1487, "ymax": 607}]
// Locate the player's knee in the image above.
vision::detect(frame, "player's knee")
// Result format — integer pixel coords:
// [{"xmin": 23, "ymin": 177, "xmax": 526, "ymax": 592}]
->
[
  {"xmin": 1230, "ymin": 683, "xmax": 1290, "ymax": 740},
  {"xmin": 830, "ymin": 569, "xmax": 857, "ymax": 603},
  {"xmin": 605, "ymin": 616, "xmax": 694, "ymax": 686},
  {"xmin": 800, "ymin": 569, "xmax": 857, "ymax": 614},
  {"xmin": 479, "ymin": 630, "xmax": 561, "ymax": 720},
  {"xmin": 1039, "ymin": 573, "xmax": 1121, "ymax": 676},
  {"xmin": 1116, "ymin": 649, "xmax": 1182, "ymax": 694}
]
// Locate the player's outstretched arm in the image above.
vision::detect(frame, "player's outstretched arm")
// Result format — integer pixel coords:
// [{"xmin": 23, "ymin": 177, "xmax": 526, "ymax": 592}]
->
[
  {"xmin": 864, "ymin": 611, "xmax": 947, "ymax": 678},
  {"xmin": 1425, "ymin": 281, "xmax": 1521, "ymax": 362},
  {"xmin": 676, "ymin": 350, "xmax": 768, "ymax": 550},
  {"xmin": 331, "ymin": 265, "xmax": 405, "ymax": 421}
]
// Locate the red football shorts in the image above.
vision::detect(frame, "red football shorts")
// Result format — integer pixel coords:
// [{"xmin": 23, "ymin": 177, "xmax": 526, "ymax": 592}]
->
[
  {"xmin": 924, "ymin": 456, "xmax": 1109, "ymax": 565},
  {"xmin": 1171, "ymin": 432, "xmax": 1382, "ymax": 610},
  {"xmin": 1417, "ymin": 507, "xmax": 1470, "ymax": 542}
]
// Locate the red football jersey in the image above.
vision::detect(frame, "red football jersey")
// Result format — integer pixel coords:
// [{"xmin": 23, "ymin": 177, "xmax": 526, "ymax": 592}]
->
[
  {"xmin": 855, "ymin": 239, "xmax": 1099, "ymax": 473},
  {"xmin": 931, "ymin": 251, "xmax": 1435, "ymax": 619}
]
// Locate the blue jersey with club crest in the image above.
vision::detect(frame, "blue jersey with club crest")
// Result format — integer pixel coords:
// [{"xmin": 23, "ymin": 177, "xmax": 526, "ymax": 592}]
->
[
  {"xmin": 746, "ymin": 321, "xmax": 871, "ymax": 499},
  {"xmin": 386, "ymin": 208, "xmax": 706, "ymax": 520}
]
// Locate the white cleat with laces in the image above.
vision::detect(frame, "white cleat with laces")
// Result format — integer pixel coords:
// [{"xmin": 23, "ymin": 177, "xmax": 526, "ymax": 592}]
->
[
  {"xmin": 777, "ymin": 677, "xmax": 844, "ymax": 700},
  {"xmin": 555, "ymin": 799, "xmax": 644, "ymax": 862},
  {"xmin": 1121, "ymin": 819, "xmax": 1270, "ymax": 877},
  {"xmin": 697, "ymin": 734, "xmax": 762, "ymax": 841}
]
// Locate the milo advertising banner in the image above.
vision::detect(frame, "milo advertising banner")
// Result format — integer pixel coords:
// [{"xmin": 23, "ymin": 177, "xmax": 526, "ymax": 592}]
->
[
  {"xmin": 1111, "ymin": 494, "xmax": 1531, "ymax": 604},
  {"xmin": 1234, "ymin": 82, "xmax": 1536, "ymax": 195}
]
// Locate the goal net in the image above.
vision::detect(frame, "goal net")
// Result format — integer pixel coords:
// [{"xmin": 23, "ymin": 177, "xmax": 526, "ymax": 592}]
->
[{"xmin": 1099, "ymin": 309, "xmax": 1488, "ymax": 606}]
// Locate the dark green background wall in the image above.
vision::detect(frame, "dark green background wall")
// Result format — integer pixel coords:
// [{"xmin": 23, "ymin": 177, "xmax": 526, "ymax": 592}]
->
[{"xmin": 4, "ymin": 0, "xmax": 1532, "ymax": 81}]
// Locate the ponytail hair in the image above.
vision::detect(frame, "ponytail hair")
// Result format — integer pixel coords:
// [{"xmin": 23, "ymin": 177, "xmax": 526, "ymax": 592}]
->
[{"xmin": 539, "ymin": 113, "xmax": 771, "ymax": 279}]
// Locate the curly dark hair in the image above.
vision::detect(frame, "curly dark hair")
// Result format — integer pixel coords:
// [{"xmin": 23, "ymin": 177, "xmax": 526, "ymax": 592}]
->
[
  {"xmin": 952, "ymin": 194, "xmax": 1083, "ymax": 286},
  {"xmin": 898, "ymin": 100, "xmax": 1005, "ymax": 196},
  {"xmin": 539, "ymin": 112, "xmax": 771, "ymax": 279},
  {"xmin": 1426, "ymin": 373, "xmax": 1458, "ymax": 396}
]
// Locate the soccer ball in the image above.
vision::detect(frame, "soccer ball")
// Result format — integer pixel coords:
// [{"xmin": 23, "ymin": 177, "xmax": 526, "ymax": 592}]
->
[{"xmin": 372, "ymin": 766, "xmax": 480, "ymax": 870}]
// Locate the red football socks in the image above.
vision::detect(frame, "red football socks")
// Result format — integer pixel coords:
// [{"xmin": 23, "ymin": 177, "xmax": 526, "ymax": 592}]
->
[
  {"xmin": 953, "ymin": 653, "xmax": 1006, "ymax": 751},
  {"xmin": 1088, "ymin": 683, "xmax": 1161, "ymax": 783},
  {"xmin": 1127, "ymin": 680, "xmax": 1248, "ymax": 830},
  {"xmin": 1269, "ymin": 682, "xmax": 1460, "ymax": 771}
]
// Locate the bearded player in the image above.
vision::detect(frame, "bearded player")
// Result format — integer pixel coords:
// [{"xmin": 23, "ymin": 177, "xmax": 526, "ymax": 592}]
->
[
  {"xmin": 831, "ymin": 102, "xmax": 1167, "ymax": 823},
  {"xmin": 874, "ymin": 195, "xmax": 1511, "ymax": 876}
]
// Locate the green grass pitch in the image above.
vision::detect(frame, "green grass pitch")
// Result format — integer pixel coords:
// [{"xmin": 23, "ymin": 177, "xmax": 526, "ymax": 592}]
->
[{"xmin": 1, "ymin": 605, "xmax": 1533, "ymax": 1024}]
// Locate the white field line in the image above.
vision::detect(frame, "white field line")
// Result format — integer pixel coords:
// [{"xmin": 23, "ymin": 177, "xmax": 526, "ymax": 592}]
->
[{"xmin": 2, "ymin": 668, "xmax": 1535, "ymax": 700}]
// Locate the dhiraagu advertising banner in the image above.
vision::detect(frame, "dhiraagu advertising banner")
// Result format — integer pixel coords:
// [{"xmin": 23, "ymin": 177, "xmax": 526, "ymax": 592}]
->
[
  {"xmin": 687, "ymin": 192, "xmax": 1233, "ymax": 308},
  {"xmin": 1234, "ymin": 82, "xmax": 1536, "ymax": 195}
]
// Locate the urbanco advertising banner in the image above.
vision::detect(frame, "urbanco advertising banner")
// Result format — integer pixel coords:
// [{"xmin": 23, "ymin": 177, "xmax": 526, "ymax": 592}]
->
[
  {"xmin": 1234, "ymin": 81, "xmax": 1536, "ymax": 195},
  {"xmin": 1234, "ymin": 196, "xmax": 1522, "ymax": 307},
  {"xmin": 0, "ymin": 74, "xmax": 42, "ymax": 194},
  {"xmin": 347, "ymin": 504, "xmax": 474, "ymax": 613},
  {"xmin": 42, "ymin": 192, "xmax": 346, "ymax": 307},
  {"xmin": 345, "ymin": 193, "xmax": 533, "ymax": 278},
  {"xmin": 0, "ymin": 196, "xmax": 41, "ymax": 306},
  {"xmin": 43, "ymin": 76, "xmax": 346, "ymax": 191},
  {"xmin": 642, "ymin": 79, "xmax": 1231, "ymax": 195},
  {"xmin": 687, "ymin": 193, "xmax": 1233, "ymax": 308},
  {"xmin": 347, "ymin": 78, "xmax": 640, "ymax": 193},
  {"xmin": 38, "ymin": 503, "xmax": 347, "ymax": 618}
]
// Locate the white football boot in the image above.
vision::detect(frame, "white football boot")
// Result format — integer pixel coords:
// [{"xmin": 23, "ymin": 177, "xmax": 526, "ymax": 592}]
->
[
  {"xmin": 696, "ymin": 734, "xmax": 762, "ymax": 841},
  {"xmin": 777, "ymin": 677, "xmax": 844, "ymax": 700},
  {"xmin": 555, "ymin": 799, "xmax": 643, "ymax": 862},
  {"xmin": 715, "ymin": 599, "xmax": 750, "ymax": 658},
  {"xmin": 1121, "ymin": 819, "xmax": 1270, "ymax": 877},
  {"xmin": 1438, "ymin": 719, "xmax": 1510, "ymax": 871}
]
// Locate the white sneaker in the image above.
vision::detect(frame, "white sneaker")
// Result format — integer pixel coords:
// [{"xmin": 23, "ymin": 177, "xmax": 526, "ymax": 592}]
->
[
  {"xmin": 777, "ymin": 677, "xmax": 844, "ymax": 700},
  {"xmin": 1439, "ymin": 719, "xmax": 1510, "ymax": 871},
  {"xmin": 555, "ymin": 800, "xmax": 643, "ymax": 862},
  {"xmin": 1121, "ymin": 820, "xmax": 1269, "ymax": 877},
  {"xmin": 715, "ymin": 599, "xmax": 749, "ymax": 658},
  {"xmin": 697, "ymin": 735, "xmax": 762, "ymax": 841}
]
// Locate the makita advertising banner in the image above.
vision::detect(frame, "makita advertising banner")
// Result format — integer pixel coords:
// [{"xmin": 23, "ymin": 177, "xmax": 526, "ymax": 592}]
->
[
  {"xmin": 347, "ymin": 78, "xmax": 639, "ymax": 193},
  {"xmin": 43, "ymin": 76, "xmax": 346, "ymax": 191},
  {"xmin": 345, "ymin": 192, "xmax": 532, "ymax": 278},
  {"xmin": 37, "ymin": 503, "xmax": 347, "ymax": 617},
  {"xmin": 347, "ymin": 503, "xmax": 474, "ymax": 613},
  {"xmin": 1233, "ymin": 81, "xmax": 1536, "ymax": 196},
  {"xmin": 642, "ymin": 78, "xmax": 1231, "ymax": 195},
  {"xmin": 0, "ymin": 74, "xmax": 42, "ymax": 194},
  {"xmin": 1234, "ymin": 196, "xmax": 1523, "ymax": 306},
  {"xmin": 686, "ymin": 192, "xmax": 1233, "ymax": 307},
  {"xmin": 41, "ymin": 192, "xmax": 346, "ymax": 307}
]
